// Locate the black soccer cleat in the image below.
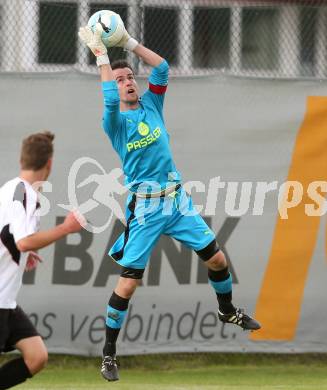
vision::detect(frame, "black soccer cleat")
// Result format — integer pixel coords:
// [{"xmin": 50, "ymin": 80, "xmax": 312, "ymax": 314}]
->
[
  {"xmin": 218, "ymin": 308, "xmax": 261, "ymax": 331},
  {"xmin": 101, "ymin": 355, "xmax": 119, "ymax": 381}
]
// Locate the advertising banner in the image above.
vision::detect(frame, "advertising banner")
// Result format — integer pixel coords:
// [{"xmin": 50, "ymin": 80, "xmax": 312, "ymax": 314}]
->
[{"xmin": 0, "ymin": 74, "xmax": 326, "ymax": 354}]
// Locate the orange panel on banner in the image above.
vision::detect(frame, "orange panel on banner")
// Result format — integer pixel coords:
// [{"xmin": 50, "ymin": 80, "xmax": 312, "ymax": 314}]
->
[{"xmin": 251, "ymin": 96, "xmax": 327, "ymax": 341}]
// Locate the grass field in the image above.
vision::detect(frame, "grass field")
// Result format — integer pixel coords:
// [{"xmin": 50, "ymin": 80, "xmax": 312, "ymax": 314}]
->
[{"xmin": 3, "ymin": 353, "xmax": 327, "ymax": 390}]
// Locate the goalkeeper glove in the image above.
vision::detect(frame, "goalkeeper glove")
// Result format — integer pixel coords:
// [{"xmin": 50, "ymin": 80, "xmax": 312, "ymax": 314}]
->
[
  {"xmin": 78, "ymin": 23, "xmax": 109, "ymax": 66},
  {"xmin": 115, "ymin": 27, "xmax": 139, "ymax": 51}
]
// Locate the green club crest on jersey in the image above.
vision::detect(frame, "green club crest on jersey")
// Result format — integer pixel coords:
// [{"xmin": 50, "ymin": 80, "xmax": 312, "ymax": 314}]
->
[{"xmin": 138, "ymin": 122, "xmax": 150, "ymax": 136}]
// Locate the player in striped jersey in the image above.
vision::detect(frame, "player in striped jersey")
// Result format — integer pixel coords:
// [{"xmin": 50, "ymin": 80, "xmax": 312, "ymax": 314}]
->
[{"xmin": 0, "ymin": 132, "xmax": 83, "ymax": 389}]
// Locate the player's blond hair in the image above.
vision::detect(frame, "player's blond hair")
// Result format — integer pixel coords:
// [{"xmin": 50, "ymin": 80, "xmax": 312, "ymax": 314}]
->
[{"xmin": 20, "ymin": 131, "xmax": 55, "ymax": 171}]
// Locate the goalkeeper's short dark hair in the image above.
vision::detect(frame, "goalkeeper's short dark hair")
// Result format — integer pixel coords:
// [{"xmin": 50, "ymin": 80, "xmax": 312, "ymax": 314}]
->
[{"xmin": 111, "ymin": 60, "xmax": 135, "ymax": 75}]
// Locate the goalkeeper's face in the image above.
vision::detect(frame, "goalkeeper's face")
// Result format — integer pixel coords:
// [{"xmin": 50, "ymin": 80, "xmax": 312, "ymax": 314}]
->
[{"xmin": 114, "ymin": 67, "xmax": 139, "ymax": 106}]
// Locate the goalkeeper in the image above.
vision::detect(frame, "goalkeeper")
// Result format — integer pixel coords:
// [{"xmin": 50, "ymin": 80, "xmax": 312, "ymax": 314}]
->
[{"xmin": 79, "ymin": 20, "xmax": 261, "ymax": 382}]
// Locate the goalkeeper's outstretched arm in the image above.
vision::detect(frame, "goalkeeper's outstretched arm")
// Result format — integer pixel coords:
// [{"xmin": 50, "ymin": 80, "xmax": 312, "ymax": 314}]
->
[
  {"xmin": 132, "ymin": 44, "xmax": 164, "ymax": 68},
  {"xmin": 113, "ymin": 21, "xmax": 164, "ymax": 68}
]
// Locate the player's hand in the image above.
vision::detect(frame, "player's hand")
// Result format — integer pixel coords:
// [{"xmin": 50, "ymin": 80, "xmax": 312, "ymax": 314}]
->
[
  {"xmin": 78, "ymin": 23, "xmax": 109, "ymax": 65},
  {"xmin": 115, "ymin": 26, "xmax": 138, "ymax": 51},
  {"xmin": 62, "ymin": 210, "xmax": 86, "ymax": 234},
  {"xmin": 25, "ymin": 251, "xmax": 42, "ymax": 271}
]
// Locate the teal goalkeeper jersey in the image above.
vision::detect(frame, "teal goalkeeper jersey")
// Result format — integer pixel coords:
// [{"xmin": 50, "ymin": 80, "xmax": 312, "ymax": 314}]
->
[{"xmin": 101, "ymin": 60, "xmax": 181, "ymax": 192}]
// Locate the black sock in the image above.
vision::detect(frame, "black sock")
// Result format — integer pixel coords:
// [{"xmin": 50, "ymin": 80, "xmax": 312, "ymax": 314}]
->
[
  {"xmin": 103, "ymin": 329, "xmax": 120, "ymax": 356},
  {"xmin": 103, "ymin": 291, "xmax": 130, "ymax": 357},
  {"xmin": 208, "ymin": 267, "xmax": 235, "ymax": 314},
  {"xmin": 216, "ymin": 291, "xmax": 235, "ymax": 314},
  {"xmin": 0, "ymin": 357, "xmax": 32, "ymax": 389}
]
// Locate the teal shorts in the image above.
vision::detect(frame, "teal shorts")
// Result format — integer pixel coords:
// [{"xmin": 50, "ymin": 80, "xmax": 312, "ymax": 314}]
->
[{"xmin": 109, "ymin": 187, "xmax": 215, "ymax": 270}]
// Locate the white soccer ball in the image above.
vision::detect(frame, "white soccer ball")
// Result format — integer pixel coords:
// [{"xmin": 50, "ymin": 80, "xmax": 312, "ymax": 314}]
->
[{"xmin": 88, "ymin": 10, "xmax": 125, "ymax": 47}]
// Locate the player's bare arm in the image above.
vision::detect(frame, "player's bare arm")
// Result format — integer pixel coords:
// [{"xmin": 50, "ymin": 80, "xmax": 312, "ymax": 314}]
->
[
  {"xmin": 133, "ymin": 44, "xmax": 164, "ymax": 68},
  {"xmin": 16, "ymin": 211, "xmax": 83, "ymax": 252}
]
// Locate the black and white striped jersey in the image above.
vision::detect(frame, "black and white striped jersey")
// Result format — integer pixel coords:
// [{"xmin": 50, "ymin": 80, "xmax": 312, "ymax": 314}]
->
[{"xmin": 0, "ymin": 177, "xmax": 40, "ymax": 308}]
